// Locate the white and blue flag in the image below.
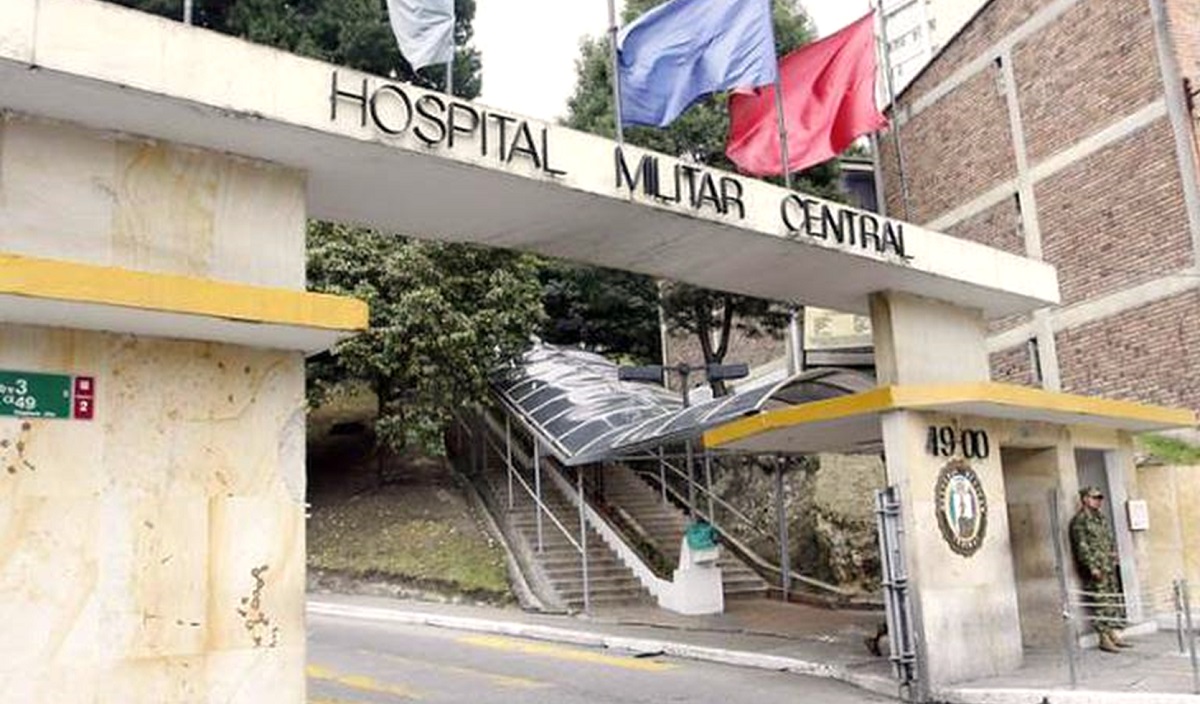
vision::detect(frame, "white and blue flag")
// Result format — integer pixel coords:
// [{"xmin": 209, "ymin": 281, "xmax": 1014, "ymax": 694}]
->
[
  {"xmin": 617, "ymin": 0, "xmax": 778, "ymax": 128},
  {"xmin": 387, "ymin": 0, "xmax": 455, "ymax": 70}
]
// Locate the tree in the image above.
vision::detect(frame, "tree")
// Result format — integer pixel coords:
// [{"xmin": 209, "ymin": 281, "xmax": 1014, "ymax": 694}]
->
[
  {"xmin": 308, "ymin": 224, "xmax": 544, "ymax": 460},
  {"xmin": 539, "ymin": 261, "xmax": 662, "ymax": 365},
  {"xmin": 560, "ymin": 0, "xmax": 842, "ymax": 395},
  {"xmin": 104, "ymin": 0, "xmax": 481, "ymax": 97}
]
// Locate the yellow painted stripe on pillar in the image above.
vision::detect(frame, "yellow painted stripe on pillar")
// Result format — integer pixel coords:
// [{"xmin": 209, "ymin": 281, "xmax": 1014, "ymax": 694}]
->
[
  {"xmin": 456, "ymin": 634, "xmax": 675, "ymax": 672},
  {"xmin": 703, "ymin": 383, "xmax": 1196, "ymax": 448},
  {"xmin": 891, "ymin": 382, "xmax": 1197, "ymax": 427},
  {"xmin": 0, "ymin": 253, "xmax": 367, "ymax": 331},
  {"xmin": 701, "ymin": 386, "xmax": 896, "ymax": 449}
]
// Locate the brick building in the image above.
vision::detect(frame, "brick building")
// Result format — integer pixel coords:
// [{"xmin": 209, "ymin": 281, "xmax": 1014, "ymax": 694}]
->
[{"xmin": 879, "ymin": 0, "xmax": 1200, "ymax": 412}]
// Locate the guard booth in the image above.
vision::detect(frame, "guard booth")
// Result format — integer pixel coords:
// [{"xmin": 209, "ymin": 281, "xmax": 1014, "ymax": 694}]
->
[
  {"xmin": 703, "ymin": 292, "xmax": 1196, "ymax": 695},
  {"xmin": 0, "ymin": 0, "xmax": 1194, "ymax": 701}
]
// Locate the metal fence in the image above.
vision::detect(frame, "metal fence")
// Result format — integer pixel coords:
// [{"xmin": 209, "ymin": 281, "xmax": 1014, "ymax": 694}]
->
[
  {"xmin": 1057, "ymin": 579, "xmax": 1198, "ymax": 693},
  {"xmin": 1042, "ymin": 486, "xmax": 1199, "ymax": 693}
]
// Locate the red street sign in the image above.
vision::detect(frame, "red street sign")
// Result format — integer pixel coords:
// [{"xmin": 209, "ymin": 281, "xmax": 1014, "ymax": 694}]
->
[
  {"xmin": 73, "ymin": 396, "xmax": 94, "ymax": 420},
  {"xmin": 74, "ymin": 376, "xmax": 94, "ymax": 398},
  {"xmin": 73, "ymin": 376, "xmax": 95, "ymax": 420}
]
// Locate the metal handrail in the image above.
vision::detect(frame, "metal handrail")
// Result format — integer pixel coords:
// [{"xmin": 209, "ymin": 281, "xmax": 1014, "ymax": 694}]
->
[
  {"xmin": 479, "ymin": 422, "xmax": 582, "ymax": 554},
  {"xmin": 643, "ymin": 463, "xmax": 848, "ymax": 596},
  {"xmin": 479, "ymin": 407, "xmax": 847, "ymax": 598},
  {"xmin": 635, "ymin": 453, "xmax": 778, "ymax": 546}
]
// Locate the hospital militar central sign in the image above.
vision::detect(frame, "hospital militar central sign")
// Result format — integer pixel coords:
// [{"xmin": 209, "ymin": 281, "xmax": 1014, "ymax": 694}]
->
[{"xmin": 330, "ymin": 72, "xmax": 910, "ymax": 262}]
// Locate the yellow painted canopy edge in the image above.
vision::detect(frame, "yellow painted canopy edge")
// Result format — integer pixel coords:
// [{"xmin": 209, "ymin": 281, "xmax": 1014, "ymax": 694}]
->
[
  {"xmin": 703, "ymin": 382, "xmax": 1198, "ymax": 448},
  {"xmin": 0, "ymin": 253, "xmax": 367, "ymax": 332}
]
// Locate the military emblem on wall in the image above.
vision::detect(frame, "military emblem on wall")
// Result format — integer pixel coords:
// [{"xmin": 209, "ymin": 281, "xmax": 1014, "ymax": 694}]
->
[{"xmin": 935, "ymin": 458, "xmax": 988, "ymax": 556}]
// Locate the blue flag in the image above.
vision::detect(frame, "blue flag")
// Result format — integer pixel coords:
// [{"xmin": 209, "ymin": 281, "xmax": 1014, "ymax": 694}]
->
[{"xmin": 617, "ymin": 0, "xmax": 778, "ymax": 128}]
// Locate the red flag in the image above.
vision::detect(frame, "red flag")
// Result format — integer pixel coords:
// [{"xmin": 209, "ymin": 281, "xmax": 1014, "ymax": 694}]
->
[{"xmin": 726, "ymin": 13, "xmax": 887, "ymax": 176}]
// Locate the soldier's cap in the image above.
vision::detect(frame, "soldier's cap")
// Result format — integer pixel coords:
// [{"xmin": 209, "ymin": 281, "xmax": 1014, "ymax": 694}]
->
[{"xmin": 1079, "ymin": 486, "xmax": 1104, "ymax": 499}]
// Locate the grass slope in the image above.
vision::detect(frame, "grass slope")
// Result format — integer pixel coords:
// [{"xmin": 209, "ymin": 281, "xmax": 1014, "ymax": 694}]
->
[{"xmin": 306, "ymin": 388, "xmax": 510, "ymax": 602}]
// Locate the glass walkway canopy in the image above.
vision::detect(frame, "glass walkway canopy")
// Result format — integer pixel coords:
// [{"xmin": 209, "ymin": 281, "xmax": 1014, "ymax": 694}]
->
[{"xmin": 492, "ymin": 343, "xmax": 877, "ymax": 466}]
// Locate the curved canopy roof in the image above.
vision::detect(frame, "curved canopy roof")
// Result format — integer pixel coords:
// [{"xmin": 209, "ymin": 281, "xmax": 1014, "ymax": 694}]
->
[{"xmin": 493, "ymin": 344, "xmax": 876, "ymax": 466}]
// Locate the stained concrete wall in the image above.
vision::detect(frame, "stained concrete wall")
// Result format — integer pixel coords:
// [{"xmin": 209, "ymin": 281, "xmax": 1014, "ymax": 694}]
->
[
  {"xmin": 882, "ymin": 411, "xmax": 1024, "ymax": 685},
  {"xmin": 0, "ymin": 114, "xmax": 309, "ymax": 701},
  {"xmin": 0, "ymin": 329, "xmax": 306, "ymax": 701},
  {"xmin": 1001, "ymin": 446, "xmax": 1066, "ymax": 648},
  {"xmin": 870, "ymin": 291, "xmax": 990, "ymax": 386},
  {"xmin": 1134, "ymin": 464, "xmax": 1200, "ymax": 604}
]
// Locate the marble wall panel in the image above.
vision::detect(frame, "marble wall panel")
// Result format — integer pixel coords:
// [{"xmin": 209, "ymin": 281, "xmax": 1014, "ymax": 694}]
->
[
  {"xmin": 0, "ymin": 118, "xmax": 117, "ymax": 262},
  {"xmin": 0, "ymin": 325, "xmax": 306, "ymax": 702},
  {"xmin": 0, "ymin": 115, "xmax": 305, "ymax": 289}
]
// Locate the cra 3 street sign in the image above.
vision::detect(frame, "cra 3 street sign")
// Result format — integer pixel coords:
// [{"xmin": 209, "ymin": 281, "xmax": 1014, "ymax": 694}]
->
[{"xmin": 0, "ymin": 370, "xmax": 95, "ymax": 420}]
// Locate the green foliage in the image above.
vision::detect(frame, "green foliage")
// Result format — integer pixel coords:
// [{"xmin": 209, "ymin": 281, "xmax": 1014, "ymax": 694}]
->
[
  {"xmin": 1138, "ymin": 434, "xmax": 1200, "ymax": 465},
  {"xmin": 560, "ymin": 0, "xmax": 831, "ymax": 385},
  {"xmin": 307, "ymin": 223, "xmax": 544, "ymax": 455},
  {"xmin": 104, "ymin": 0, "xmax": 481, "ymax": 98},
  {"xmin": 538, "ymin": 261, "xmax": 662, "ymax": 365},
  {"xmin": 659, "ymin": 282, "xmax": 791, "ymax": 390}
]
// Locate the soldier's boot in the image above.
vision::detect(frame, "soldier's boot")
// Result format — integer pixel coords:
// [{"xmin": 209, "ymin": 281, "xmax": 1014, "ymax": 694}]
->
[
  {"xmin": 1109, "ymin": 631, "xmax": 1134, "ymax": 648},
  {"xmin": 1098, "ymin": 632, "xmax": 1120, "ymax": 653}
]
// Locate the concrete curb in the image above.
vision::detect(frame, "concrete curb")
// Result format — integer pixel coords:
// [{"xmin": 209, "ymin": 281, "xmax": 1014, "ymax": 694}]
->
[
  {"xmin": 929, "ymin": 688, "xmax": 1200, "ymax": 704},
  {"xmin": 307, "ymin": 600, "xmax": 900, "ymax": 698},
  {"xmin": 308, "ymin": 601, "xmax": 1196, "ymax": 704}
]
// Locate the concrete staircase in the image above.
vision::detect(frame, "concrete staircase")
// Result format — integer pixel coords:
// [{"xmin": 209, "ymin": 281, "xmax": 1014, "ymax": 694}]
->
[
  {"xmin": 599, "ymin": 463, "xmax": 771, "ymax": 600},
  {"xmin": 471, "ymin": 412, "xmax": 768, "ymax": 610},
  {"xmin": 480, "ymin": 451, "xmax": 652, "ymax": 610}
]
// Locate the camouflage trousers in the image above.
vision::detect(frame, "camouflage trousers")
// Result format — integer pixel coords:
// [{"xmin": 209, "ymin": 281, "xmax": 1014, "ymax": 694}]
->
[{"xmin": 1082, "ymin": 572, "xmax": 1126, "ymax": 636}]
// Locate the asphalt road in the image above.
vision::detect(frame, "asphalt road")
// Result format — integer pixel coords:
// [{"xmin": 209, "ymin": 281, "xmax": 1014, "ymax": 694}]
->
[{"xmin": 308, "ymin": 612, "xmax": 894, "ymax": 703}]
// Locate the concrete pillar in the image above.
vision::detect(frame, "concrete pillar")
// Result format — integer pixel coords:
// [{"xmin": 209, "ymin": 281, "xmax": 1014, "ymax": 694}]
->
[
  {"xmin": 880, "ymin": 410, "xmax": 1023, "ymax": 688},
  {"xmin": 869, "ymin": 291, "xmax": 990, "ymax": 386},
  {"xmin": 0, "ymin": 115, "xmax": 348, "ymax": 702},
  {"xmin": 871, "ymin": 291, "xmax": 1023, "ymax": 687}
]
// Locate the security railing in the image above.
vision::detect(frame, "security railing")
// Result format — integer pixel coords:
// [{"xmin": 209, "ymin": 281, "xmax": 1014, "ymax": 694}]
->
[
  {"xmin": 458, "ymin": 410, "xmax": 593, "ymax": 612},
  {"xmin": 1045, "ymin": 488, "xmax": 1199, "ymax": 694},
  {"xmin": 624, "ymin": 449, "xmax": 850, "ymax": 598},
  {"xmin": 1059, "ymin": 580, "xmax": 1197, "ymax": 693}
]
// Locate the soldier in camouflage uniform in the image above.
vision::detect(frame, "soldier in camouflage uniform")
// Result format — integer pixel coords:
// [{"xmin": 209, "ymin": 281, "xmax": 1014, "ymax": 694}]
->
[{"xmin": 1068, "ymin": 486, "xmax": 1131, "ymax": 653}]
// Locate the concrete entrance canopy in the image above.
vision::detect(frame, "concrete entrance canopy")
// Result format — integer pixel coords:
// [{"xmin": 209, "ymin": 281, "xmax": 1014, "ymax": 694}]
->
[
  {"xmin": 0, "ymin": 0, "xmax": 1057, "ymax": 319},
  {"xmin": 703, "ymin": 383, "xmax": 1198, "ymax": 455}
]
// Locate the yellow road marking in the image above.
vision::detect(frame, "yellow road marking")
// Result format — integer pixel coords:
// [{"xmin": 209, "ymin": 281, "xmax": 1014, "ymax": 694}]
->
[
  {"xmin": 365, "ymin": 650, "xmax": 550, "ymax": 690},
  {"xmin": 455, "ymin": 634, "xmax": 675, "ymax": 672},
  {"xmin": 306, "ymin": 663, "xmax": 421, "ymax": 700}
]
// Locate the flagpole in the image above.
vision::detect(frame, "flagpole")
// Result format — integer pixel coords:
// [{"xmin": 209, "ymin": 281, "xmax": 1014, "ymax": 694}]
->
[
  {"xmin": 445, "ymin": 1, "xmax": 455, "ymax": 95},
  {"xmin": 771, "ymin": 75, "xmax": 793, "ymax": 191},
  {"xmin": 871, "ymin": 0, "xmax": 912, "ymax": 220},
  {"xmin": 607, "ymin": 0, "xmax": 625, "ymax": 144},
  {"xmin": 771, "ymin": 10, "xmax": 799, "ymax": 375}
]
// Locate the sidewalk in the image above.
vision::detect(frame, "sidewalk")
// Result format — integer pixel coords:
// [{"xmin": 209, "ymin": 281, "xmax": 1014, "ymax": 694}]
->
[{"xmin": 307, "ymin": 592, "xmax": 1200, "ymax": 703}]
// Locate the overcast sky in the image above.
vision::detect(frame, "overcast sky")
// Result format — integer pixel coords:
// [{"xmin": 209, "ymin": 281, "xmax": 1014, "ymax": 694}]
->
[{"xmin": 474, "ymin": 1, "xmax": 873, "ymax": 122}]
